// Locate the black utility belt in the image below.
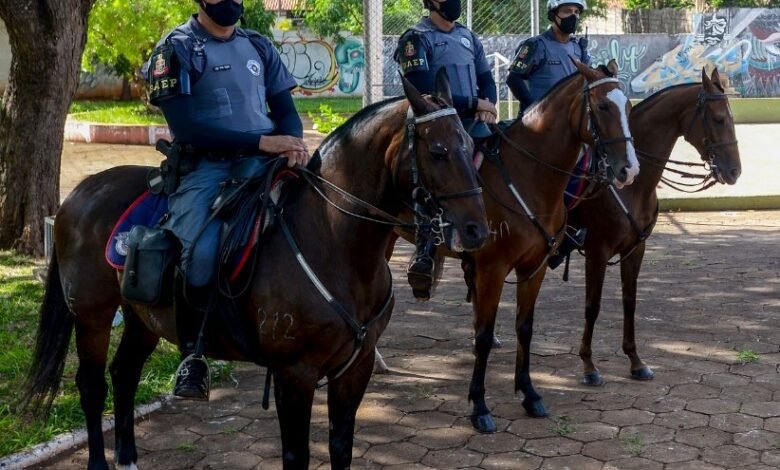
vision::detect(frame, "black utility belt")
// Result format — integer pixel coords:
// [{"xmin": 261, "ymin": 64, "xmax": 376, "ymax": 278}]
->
[{"xmin": 183, "ymin": 148, "xmax": 245, "ymax": 162}]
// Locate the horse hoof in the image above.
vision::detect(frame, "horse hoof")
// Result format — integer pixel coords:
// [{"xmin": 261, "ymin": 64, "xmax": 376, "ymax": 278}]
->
[
  {"xmin": 522, "ymin": 398, "xmax": 548, "ymax": 418},
  {"xmin": 631, "ymin": 366, "xmax": 655, "ymax": 381},
  {"xmin": 470, "ymin": 413, "xmax": 497, "ymax": 433},
  {"xmin": 580, "ymin": 371, "xmax": 604, "ymax": 387}
]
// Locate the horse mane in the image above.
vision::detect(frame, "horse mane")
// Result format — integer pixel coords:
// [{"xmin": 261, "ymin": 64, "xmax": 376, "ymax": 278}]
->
[
  {"xmin": 526, "ymin": 72, "xmax": 582, "ymax": 113},
  {"xmin": 320, "ymin": 96, "xmax": 406, "ymax": 150},
  {"xmin": 632, "ymin": 83, "xmax": 700, "ymax": 113}
]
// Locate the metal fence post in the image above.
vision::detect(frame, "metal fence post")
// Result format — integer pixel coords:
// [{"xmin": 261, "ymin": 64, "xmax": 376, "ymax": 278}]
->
[{"xmin": 363, "ymin": 0, "xmax": 384, "ymax": 106}]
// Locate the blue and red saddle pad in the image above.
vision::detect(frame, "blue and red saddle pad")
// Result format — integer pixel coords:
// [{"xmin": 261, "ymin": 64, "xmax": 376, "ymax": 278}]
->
[{"xmin": 106, "ymin": 172, "xmax": 296, "ymax": 282}]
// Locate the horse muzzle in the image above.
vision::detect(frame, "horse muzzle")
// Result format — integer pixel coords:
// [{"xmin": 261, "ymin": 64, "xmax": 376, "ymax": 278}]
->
[{"xmin": 446, "ymin": 220, "xmax": 488, "ymax": 252}]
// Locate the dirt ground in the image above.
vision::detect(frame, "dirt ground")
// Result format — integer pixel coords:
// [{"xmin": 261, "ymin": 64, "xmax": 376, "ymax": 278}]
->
[{"xmin": 38, "ymin": 208, "xmax": 780, "ymax": 469}]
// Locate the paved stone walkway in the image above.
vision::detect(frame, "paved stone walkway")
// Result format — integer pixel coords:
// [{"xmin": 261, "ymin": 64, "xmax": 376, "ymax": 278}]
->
[{"xmin": 39, "ymin": 210, "xmax": 780, "ymax": 469}]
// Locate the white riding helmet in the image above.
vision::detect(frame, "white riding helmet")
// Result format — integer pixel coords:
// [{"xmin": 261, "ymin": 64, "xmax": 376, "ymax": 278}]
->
[{"xmin": 547, "ymin": 0, "xmax": 587, "ymax": 11}]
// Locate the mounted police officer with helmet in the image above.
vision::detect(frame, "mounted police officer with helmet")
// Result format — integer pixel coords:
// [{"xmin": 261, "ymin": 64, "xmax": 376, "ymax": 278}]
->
[
  {"xmin": 506, "ymin": 0, "xmax": 590, "ymax": 270},
  {"xmin": 143, "ymin": 0, "xmax": 310, "ymax": 400},
  {"xmin": 507, "ymin": 0, "xmax": 590, "ymax": 114},
  {"xmin": 394, "ymin": 0, "xmax": 497, "ymax": 300}
]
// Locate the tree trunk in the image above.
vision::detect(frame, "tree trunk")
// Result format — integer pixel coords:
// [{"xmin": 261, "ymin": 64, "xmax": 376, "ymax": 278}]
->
[{"xmin": 0, "ymin": 0, "xmax": 96, "ymax": 255}]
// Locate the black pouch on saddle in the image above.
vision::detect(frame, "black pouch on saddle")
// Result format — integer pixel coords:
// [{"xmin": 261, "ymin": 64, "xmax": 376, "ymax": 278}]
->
[{"xmin": 121, "ymin": 225, "xmax": 177, "ymax": 306}]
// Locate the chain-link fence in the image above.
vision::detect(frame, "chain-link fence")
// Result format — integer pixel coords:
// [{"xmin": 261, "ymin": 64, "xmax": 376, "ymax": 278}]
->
[{"xmin": 364, "ymin": 0, "xmax": 542, "ymax": 119}]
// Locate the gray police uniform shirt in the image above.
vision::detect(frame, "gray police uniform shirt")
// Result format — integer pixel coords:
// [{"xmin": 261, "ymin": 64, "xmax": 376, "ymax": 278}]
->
[
  {"xmin": 508, "ymin": 28, "xmax": 590, "ymax": 105},
  {"xmin": 146, "ymin": 16, "xmax": 296, "ymax": 142},
  {"xmin": 396, "ymin": 17, "xmax": 490, "ymax": 98}
]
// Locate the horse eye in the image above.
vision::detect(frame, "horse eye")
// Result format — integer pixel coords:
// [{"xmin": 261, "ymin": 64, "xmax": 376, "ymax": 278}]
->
[
  {"xmin": 714, "ymin": 116, "xmax": 725, "ymax": 124},
  {"xmin": 598, "ymin": 102, "xmax": 609, "ymax": 111},
  {"xmin": 428, "ymin": 145, "xmax": 449, "ymax": 160}
]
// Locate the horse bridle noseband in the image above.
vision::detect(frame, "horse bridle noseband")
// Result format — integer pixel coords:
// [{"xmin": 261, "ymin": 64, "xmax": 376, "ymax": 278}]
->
[
  {"xmin": 684, "ymin": 91, "xmax": 739, "ymax": 184},
  {"xmin": 401, "ymin": 106, "xmax": 483, "ymax": 246},
  {"xmin": 581, "ymin": 77, "xmax": 635, "ymax": 184}
]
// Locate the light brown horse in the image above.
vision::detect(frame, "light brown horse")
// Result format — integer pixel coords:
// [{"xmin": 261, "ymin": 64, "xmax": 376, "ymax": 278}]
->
[
  {"xmin": 382, "ymin": 59, "xmax": 639, "ymax": 432},
  {"xmin": 569, "ymin": 67, "xmax": 741, "ymax": 386},
  {"xmin": 23, "ymin": 73, "xmax": 488, "ymax": 470}
]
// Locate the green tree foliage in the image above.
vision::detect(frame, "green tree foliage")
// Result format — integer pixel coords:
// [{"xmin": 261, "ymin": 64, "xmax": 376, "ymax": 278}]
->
[
  {"xmin": 84, "ymin": 0, "xmax": 275, "ymax": 82},
  {"xmin": 302, "ymin": 0, "xmax": 606, "ymax": 38},
  {"xmin": 625, "ymin": 0, "xmax": 694, "ymax": 8}
]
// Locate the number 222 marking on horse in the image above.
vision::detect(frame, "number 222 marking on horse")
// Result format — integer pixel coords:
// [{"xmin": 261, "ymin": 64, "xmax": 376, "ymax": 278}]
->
[{"xmin": 258, "ymin": 309, "xmax": 296, "ymax": 340}]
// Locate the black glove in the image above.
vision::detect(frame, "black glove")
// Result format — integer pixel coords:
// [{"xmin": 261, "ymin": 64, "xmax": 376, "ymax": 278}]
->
[{"xmin": 578, "ymin": 36, "xmax": 589, "ymax": 51}]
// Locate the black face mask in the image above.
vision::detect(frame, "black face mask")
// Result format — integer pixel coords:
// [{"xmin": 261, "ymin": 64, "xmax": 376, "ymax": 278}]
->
[
  {"xmin": 435, "ymin": 0, "xmax": 462, "ymax": 22},
  {"xmin": 202, "ymin": 0, "xmax": 244, "ymax": 27},
  {"xmin": 556, "ymin": 14, "xmax": 578, "ymax": 34}
]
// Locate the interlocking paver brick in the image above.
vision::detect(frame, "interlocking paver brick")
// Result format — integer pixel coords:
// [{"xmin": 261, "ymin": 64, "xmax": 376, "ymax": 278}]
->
[
  {"xmin": 409, "ymin": 426, "xmax": 473, "ymax": 449},
  {"xmin": 734, "ymin": 429, "xmax": 780, "ymax": 450},
  {"xmin": 654, "ymin": 410, "xmax": 710, "ymax": 430},
  {"xmin": 480, "ymin": 451, "xmax": 542, "ymax": 469},
  {"xmin": 603, "ymin": 457, "xmax": 663, "ymax": 470},
  {"xmin": 709, "ymin": 413, "xmax": 764, "ymax": 433},
  {"xmin": 565, "ymin": 422, "xmax": 619, "ymax": 442},
  {"xmin": 619, "ymin": 424, "xmax": 675, "ymax": 444},
  {"xmin": 195, "ymin": 450, "xmax": 261, "ymax": 469},
  {"xmin": 720, "ymin": 385, "xmax": 774, "ymax": 403},
  {"xmin": 742, "ymin": 401, "xmax": 780, "ymax": 418},
  {"xmin": 675, "ymin": 427, "xmax": 732, "ymax": 448},
  {"xmin": 361, "ymin": 442, "xmax": 428, "ymax": 466},
  {"xmin": 539, "ymin": 454, "xmax": 602, "ymax": 469},
  {"xmin": 702, "ymin": 444, "xmax": 760, "ymax": 468},
  {"xmin": 601, "ymin": 409, "xmax": 655, "ymax": 426},
  {"xmin": 420, "ymin": 447, "xmax": 484, "ymax": 468},
  {"xmin": 641, "ymin": 441, "xmax": 700, "ymax": 463},
  {"xmin": 523, "ymin": 437, "xmax": 582, "ymax": 457},
  {"xmin": 581, "ymin": 438, "xmax": 632, "ymax": 461},
  {"xmin": 466, "ymin": 432, "xmax": 526, "ymax": 453},
  {"xmin": 686, "ymin": 398, "xmax": 741, "ymax": 414}
]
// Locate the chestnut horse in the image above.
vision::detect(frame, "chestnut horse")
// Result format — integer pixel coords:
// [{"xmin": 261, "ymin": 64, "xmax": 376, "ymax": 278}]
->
[
  {"xmin": 569, "ymin": 67, "xmax": 741, "ymax": 386},
  {"xmin": 382, "ymin": 60, "xmax": 639, "ymax": 432},
  {"xmin": 23, "ymin": 73, "xmax": 488, "ymax": 470}
]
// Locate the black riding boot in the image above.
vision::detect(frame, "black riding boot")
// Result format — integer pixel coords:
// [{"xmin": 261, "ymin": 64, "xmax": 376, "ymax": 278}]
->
[
  {"xmin": 548, "ymin": 227, "xmax": 587, "ymax": 270},
  {"xmin": 173, "ymin": 273, "xmax": 212, "ymax": 400},
  {"xmin": 407, "ymin": 236, "xmax": 436, "ymax": 300}
]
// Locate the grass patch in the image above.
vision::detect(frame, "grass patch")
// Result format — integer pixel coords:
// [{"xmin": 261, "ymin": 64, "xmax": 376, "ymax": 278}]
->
[
  {"xmin": 68, "ymin": 100, "xmax": 166, "ymax": 125},
  {"xmin": 67, "ymin": 97, "xmax": 363, "ymax": 126},
  {"xmin": 737, "ymin": 349, "xmax": 760, "ymax": 363},
  {"xmin": 0, "ymin": 251, "xmax": 230, "ymax": 458},
  {"xmin": 549, "ymin": 415, "xmax": 573, "ymax": 437},
  {"xmin": 621, "ymin": 434, "xmax": 644, "ymax": 456}
]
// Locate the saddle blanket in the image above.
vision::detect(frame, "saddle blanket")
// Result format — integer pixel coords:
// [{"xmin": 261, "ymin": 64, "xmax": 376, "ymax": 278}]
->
[
  {"xmin": 564, "ymin": 146, "xmax": 594, "ymax": 209},
  {"xmin": 106, "ymin": 170, "xmax": 297, "ymax": 282}
]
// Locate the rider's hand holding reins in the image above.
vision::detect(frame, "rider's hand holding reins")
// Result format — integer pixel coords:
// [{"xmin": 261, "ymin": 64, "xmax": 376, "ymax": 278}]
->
[
  {"xmin": 476, "ymin": 99, "xmax": 498, "ymax": 124},
  {"xmin": 258, "ymin": 135, "xmax": 310, "ymax": 167}
]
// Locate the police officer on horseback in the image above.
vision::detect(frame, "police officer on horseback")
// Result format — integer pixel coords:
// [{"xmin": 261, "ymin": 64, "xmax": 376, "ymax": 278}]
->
[
  {"xmin": 394, "ymin": 0, "xmax": 497, "ymax": 299},
  {"xmin": 144, "ymin": 0, "xmax": 310, "ymax": 400},
  {"xmin": 506, "ymin": 0, "xmax": 590, "ymax": 269}
]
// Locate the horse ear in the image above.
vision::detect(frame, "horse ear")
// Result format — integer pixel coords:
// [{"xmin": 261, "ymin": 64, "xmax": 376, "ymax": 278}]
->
[
  {"xmin": 400, "ymin": 72, "xmax": 428, "ymax": 116},
  {"xmin": 434, "ymin": 67, "xmax": 454, "ymax": 108},
  {"xmin": 606, "ymin": 59, "xmax": 619, "ymax": 77},
  {"xmin": 710, "ymin": 67, "xmax": 724, "ymax": 92},
  {"xmin": 571, "ymin": 57, "xmax": 593, "ymax": 79},
  {"xmin": 701, "ymin": 66, "xmax": 712, "ymax": 90}
]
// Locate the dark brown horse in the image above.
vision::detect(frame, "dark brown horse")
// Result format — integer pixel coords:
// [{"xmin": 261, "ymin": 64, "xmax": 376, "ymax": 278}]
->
[
  {"xmin": 569, "ymin": 67, "xmax": 741, "ymax": 386},
  {"xmin": 382, "ymin": 59, "xmax": 639, "ymax": 432},
  {"xmin": 23, "ymin": 73, "xmax": 488, "ymax": 470}
]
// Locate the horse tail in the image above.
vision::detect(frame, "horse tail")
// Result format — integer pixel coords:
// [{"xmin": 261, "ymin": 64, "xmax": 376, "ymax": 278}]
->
[{"xmin": 22, "ymin": 245, "xmax": 74, "ymax": 415}]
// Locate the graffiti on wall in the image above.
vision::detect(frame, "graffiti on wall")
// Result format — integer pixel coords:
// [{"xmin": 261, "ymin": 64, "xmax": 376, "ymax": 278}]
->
[
  {"xmin": 588, "ymin": 9, "xmax": 780, "ymax": 97},
  {"xmin": 275, "ymin": 31, "xmax": 365, "ymax": 96}
]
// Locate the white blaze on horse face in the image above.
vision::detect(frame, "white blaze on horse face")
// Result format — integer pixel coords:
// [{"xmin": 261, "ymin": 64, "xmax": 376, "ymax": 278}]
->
[{"xmin": 606, "ymin": 88, "xmax": 639, "ymax": 187}]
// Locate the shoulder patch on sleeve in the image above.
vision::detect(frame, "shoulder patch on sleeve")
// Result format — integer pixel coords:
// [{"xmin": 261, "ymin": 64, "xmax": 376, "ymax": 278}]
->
[
  {"xmin": 148, "ymin": 42, "xmax": 184, "ymax": 105},
  {"xmin": 509, "ymin": 40, "xmax": 538, "ymax": 77},
  {"xmin": 396, "ymin": 33, "xmax": 429, "ymax": 74}
]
